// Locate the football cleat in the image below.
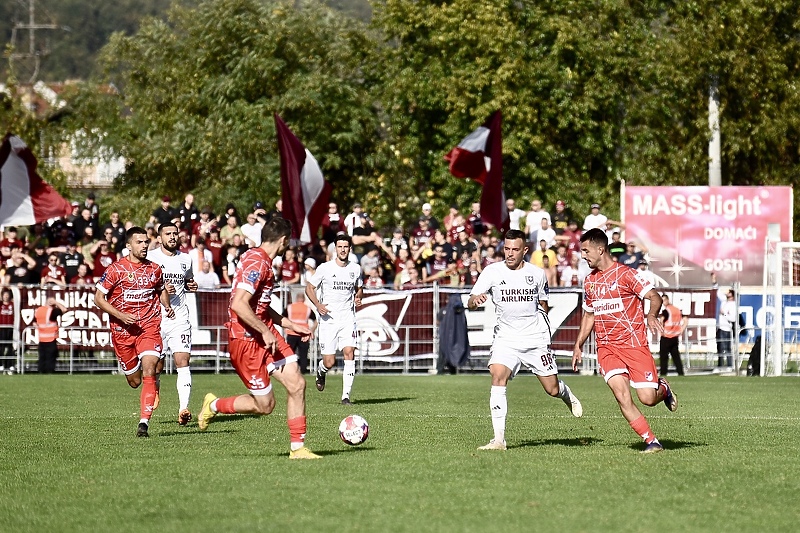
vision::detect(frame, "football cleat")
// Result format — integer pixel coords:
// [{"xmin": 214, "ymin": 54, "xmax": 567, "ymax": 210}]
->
[
  {"xmin": 562, "ymin": 389, "xmax": 583, "ymax": 418},
  {"xmin": 478, "ymin": 439, "xmax": 507, "ymax": 451},
  {"xmin": 197, "ymin": 393, "xmax": 217, "ymax": 431},
  {"xmin": 289, "ymin": 446, "xmax": 322, "ymax": 460},
  {"xmin": 136, "ymin": 422, "xmax": 149, "ymax": 438},
  {"xmin": 315, "ymin": 367, "xmax": 326, "ymax": 391},
  {"xmin": 341, "ymin": 397, "xmax": 352, "ymax": 406},
  {"xmin": 178, "ymin": 409, "xmax": 192, "ymax": 426},
  {"xmin": 642, "ymin": 441, "xmax": 664, "ymax": 454},
  {"xmin": 658, "ymin": 378, "xmax": 678, "ymax": 412}
]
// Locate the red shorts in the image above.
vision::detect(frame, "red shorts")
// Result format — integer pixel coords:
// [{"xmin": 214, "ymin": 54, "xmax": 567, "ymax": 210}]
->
[
  {"xmin": 597, "ymin": 344, "xmax": 659, "ymax": 389},
  {"xmin": 112, "ymin": 329, "xmax": 164, "ymax": 375},
  {"xmin": 228, "ymin": 324, "xmax": 297, "ymax": 396}
]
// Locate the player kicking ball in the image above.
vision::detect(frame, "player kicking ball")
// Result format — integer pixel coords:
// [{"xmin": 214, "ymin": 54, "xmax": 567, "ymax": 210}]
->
[
  {"xmin": 572, "ymin": 228, "xmax": 678, "ymax": 454},
  {"xmin": 196, "ymin": 217, "xmax": 320, "ymax": 459},
  {"xmin": 468, "ymin": 229, "xmax": 582, "ymax": 451},
  {"xmin": 305, "ymin": 233, "xmax": 363, "ymax": 405},
  {"xmin": 147, "ymin": 223, "xmax": 198, "ymax": 426},
  {"xmin": 95, "ymin": 227, "xmax": 174, "ymax": 438}
]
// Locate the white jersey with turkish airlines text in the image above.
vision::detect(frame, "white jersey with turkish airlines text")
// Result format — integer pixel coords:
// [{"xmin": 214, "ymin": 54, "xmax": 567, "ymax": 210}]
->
[
  {"xmin": 147, "ymin": 247, "xmax": 194, "ymax": 321},
  {"xmin": 308, "ymin": 259, "xmax": 363, "ymax": 321},
  {"xmin": 470, "ymin": 261, "xmax": 550, "ymax": 345},
  {"xmin": 582, "ymin": 261, "xmax": 654, "ymax": 347}
]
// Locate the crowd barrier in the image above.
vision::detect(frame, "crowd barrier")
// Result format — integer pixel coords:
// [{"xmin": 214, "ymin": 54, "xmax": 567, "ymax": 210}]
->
[{"xmin": 1, "ymin": 283, "xmax": 735, "ymax": 375}]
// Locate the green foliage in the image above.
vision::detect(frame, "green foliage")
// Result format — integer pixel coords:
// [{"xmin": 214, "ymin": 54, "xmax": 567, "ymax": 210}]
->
[
  {"xmin": 2, "ymin": 375, "xmax": 800, "ymax": 532},
  {"xmin": 4, "ymin": 0, "xmax": 800, "ymax": 234},
  {"xmin": 84, "ymin": 0, "xmax": 387, "ymax": 224}
]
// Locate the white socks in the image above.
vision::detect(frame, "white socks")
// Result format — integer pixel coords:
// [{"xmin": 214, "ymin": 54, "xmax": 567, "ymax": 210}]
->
[
  {"xmin": 176, "ymin": 366, "xmax": 192, "ymax": 411},
  {"xmin": 557, "ymin": 380, "xmax": 571, "ymax": 401},
  {"xmin": 342, "ymin": 360, "xmax": 355, "ymax": 400},
  {"xmin": 489, "ymin": 385, "xmax": 507, "ymax": 443}
]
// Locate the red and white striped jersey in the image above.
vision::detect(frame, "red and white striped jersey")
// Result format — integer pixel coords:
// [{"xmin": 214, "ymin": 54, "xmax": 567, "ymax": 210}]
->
[
  {"xmin": 582, "ymin": 261, "xmax": 654, "ymax": 347},
  {"xmin": 96, "ymin": 257, "xmax": 165, "ymax": 333},
  {"xmin": 227, "ymin": 247, "xmax": 275, "ymax": 340}
]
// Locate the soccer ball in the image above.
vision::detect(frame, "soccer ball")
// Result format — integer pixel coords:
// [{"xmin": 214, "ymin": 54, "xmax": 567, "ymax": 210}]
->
[{"xmin": 339, "ymin": 414, "xmax": 369, "ymax": 446}]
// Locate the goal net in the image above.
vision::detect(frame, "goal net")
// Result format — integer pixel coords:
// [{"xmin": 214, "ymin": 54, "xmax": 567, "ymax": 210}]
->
[{"xmin": 762, "ymin": 239, "xmax": 800, "ymax": 376}]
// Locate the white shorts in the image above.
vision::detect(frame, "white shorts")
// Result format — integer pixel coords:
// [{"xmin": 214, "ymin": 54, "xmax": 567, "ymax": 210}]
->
[
  {"xmin": 317, "ymin": 318, "xmax": 357, "ymax": 355},
  {"xmin": 488, "ymin": 339, "xmax": 557, "ymax": 378},
  {"xmin": 161, "ymin": 316, "xmax": 192, "ymax": 355}
]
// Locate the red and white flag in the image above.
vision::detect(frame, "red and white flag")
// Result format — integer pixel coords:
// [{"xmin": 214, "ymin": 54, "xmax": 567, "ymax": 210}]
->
[
  {"xmin": 0, "ymin": 134, "xmax": 73, "ymax": 227},
  {"xmin": 444, "ymin": 111, "xmax": 508, "ymax": 230},
  {"xmin": 274, "ymin": 114, "xmax": 332, "ymax": 244}
]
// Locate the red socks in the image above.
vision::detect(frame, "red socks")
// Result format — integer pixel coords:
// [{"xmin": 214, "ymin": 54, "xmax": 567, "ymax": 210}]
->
[
  {"xmin": 215, "ymin": 396, "xmax": 237, "ymax": 414},
  {"xmin": 140, "ymin": 376, "xmax": 157, "ymax": 421},
  {"xmin": 288, "ymin": 416, "xmax": 307, "ymax": 446},
  {"xmin": 630, "ymin": 415, "xmax": 658, "ymax": 444}
]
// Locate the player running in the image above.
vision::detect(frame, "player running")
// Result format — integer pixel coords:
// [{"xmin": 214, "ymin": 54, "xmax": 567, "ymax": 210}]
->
[
  {"xmin": 95, "ymin": 227, "xmax": 174, "ymax": 438},
  {"xmin": 468, "ymin": 229, "xmax": 582, "ymax": 451},
  {"xmin": 572, "ymin": 228, "xmax": 678, "ymax": 453},
  {"xmin": 305, "ymin": 233, "xmax": 363, "ymax": 405},
  {"xmin": 147, "ymin": 223, "xmax": 198, "ymax": 425},
  {"xmin": 196, "ymin": 217, "xmax": 320, "ymax": 459}
]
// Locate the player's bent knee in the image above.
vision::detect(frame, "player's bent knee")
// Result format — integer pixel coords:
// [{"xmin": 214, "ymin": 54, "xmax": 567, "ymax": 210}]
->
[{"xmin": 253, "ymin": 396, "xmax": 276, "ymax": 415}]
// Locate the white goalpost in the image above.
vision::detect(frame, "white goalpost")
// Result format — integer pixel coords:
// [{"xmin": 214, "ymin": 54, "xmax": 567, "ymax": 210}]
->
[{"xmin": 761, "ymin": 237, "xmax": 800, "ymax": 376}]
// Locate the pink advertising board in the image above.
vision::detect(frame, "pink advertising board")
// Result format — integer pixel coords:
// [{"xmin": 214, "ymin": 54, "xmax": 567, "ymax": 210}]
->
[{"xmin": 623, "ymin": 186, "xmax": 793, "ymax": 286}]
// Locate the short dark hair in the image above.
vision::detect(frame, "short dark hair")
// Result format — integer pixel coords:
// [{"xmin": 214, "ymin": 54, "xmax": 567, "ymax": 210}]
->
[
  {"xmin": 580, "ymin": 228, "xmax": 609, "ymax": 250},
  {"xmin": 335, "ymin": 232, "xmax": 352, "ymax": 246},
  {"xmin": 126, "ymin": 226, "xmax": 147, "ymax": 243},
  {"xmin": 261, "ymin": 216, "xmax": 292, "ymax": 243},
  {"xmin": 158, "ymin": 222, "xmax": 178, "ymax": 235},
  {"xmin": 504, "ymin": 229, "xmax": 526, "ymax": 243}
]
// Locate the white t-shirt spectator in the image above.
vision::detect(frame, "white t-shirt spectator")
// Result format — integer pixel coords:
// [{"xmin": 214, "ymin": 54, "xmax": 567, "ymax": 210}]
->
[{"xmin": 508, "ymin": 208, "xmax": 526, "ymax": 231}]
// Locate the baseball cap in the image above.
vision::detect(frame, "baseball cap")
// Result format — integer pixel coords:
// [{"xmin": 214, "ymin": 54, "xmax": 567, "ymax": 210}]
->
[
  {"xmin": 253, "ymin": 201, "xmax": 264, "ymax": 210},
  {"xmin": 145, "ymin": 222, "xmax": 155, "ymax": 229},
  {"xmin": 591, "ymin": 203, "xmax": 600, "ymax": 209},
  {"xmin": 556, "ymin": 200, "xmax": 565, "ymax": 207},
  {"xmin": 304, "ymin": 257, "xmax": 316, "ymax": 268},
  {"xmin": 352, "ymin": 202, "xmax": 362, "ymax": 209},
  {"xmin": 71, "ymin": 201, "xmax": 80, "ymax": 207},
  {"xmin": 162, "ymin": 195, "xmax": 171, "ymax": 202},
  {"xmin": 638, "ymin": 259, "xmax": 648, "ymax": 266},
  {"xmin": 422, "ymin": 202, "xmax": 432, "ymax": 211}
]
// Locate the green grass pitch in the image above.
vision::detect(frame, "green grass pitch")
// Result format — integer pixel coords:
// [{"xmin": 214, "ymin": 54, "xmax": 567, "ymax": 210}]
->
[{"xmin": 1, "ymin": 373, "xmax": 799, "ymax": 532}]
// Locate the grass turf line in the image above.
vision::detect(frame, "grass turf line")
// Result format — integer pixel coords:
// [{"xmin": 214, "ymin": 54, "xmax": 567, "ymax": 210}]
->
[{"xmin": 0, "ymin": 374, "xmax": 799, "ymax": 532}]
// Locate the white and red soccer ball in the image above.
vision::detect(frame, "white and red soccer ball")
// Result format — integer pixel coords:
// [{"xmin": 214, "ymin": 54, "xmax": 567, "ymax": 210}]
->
[{"xmin": 339, "ymin": 414, "xmax": 369, "ymax": 446}]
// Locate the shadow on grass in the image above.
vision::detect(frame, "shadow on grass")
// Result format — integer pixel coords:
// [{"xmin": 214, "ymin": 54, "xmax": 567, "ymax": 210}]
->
[
  {"xmin": 156, "ymin": 414, "xmax": 254, "ymax": 426},
  {"xmin": 312, "ymin": 446, "xmax": 377, "ymax": 457},
  {"xmin": 629, "ymin": 439, "xmax": 707, "ymax": 452},
  {"xmin": 512, "ymin": 437, "xmax": 603, "ymax": 449},
  {"xmin": 349, "ymin": 397, "xmax": 415, "ymax": 405},
  {"xmin": 157, "ymin": 428, "xmax": 238, "ymax": 437}
]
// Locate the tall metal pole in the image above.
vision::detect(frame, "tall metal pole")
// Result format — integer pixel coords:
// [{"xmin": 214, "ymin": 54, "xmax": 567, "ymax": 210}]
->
[{"xmin": 708, "ymin": 76, "xmax": 722, "ymax": 186}]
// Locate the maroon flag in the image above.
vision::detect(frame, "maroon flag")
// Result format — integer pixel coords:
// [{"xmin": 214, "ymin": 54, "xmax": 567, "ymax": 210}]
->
[
  {"xmin": 444, "ymin": 111, "xmax": 507, "ymax": 230},
  {"xmin": 274, "ymin": 114, "xmax": 332, "ymax": 243},
  {"xmin": 0, "ymin": 134, "xmax": 73, "ymax": 226}
]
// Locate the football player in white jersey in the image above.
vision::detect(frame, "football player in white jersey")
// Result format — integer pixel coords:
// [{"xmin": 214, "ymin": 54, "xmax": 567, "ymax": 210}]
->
[
  {"xmin": 305, "ymin": 233, "xmax": 363, "ymax": 405},
  {"xmin": 148, "ymin": 223, "xmax": 198, "ymax": 425},
  {"xmin": 468, "ymin": 229, "xmax": 582, "ymax": 451}
]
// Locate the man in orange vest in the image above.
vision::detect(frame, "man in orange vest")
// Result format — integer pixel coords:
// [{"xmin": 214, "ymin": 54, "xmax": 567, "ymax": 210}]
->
[
  {"xmin": 282, "ymin": 293, "xmax": 316, "ymax": 374},
  {"xmin": 35, "ymin": 297, "xmax": 67, "ymax": 374},
  {"xmin": 659, "ymin": 294, "xmax": 687, "ymax": 377}
]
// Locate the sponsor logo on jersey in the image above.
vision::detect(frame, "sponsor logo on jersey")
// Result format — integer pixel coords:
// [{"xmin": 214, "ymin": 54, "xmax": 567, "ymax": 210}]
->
[
  {"xmin": 592, "ymin": 298, "xmax": 624, "ymax": 315},
  {"xmin": 123, "ymin": 289, "xmax": 152, "ymax": 302}
]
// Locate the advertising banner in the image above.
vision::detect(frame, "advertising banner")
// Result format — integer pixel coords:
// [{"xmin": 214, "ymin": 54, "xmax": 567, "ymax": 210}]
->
[{"xmin": 624, "ymin": 186, "xmax": 793, "ymax": 286}]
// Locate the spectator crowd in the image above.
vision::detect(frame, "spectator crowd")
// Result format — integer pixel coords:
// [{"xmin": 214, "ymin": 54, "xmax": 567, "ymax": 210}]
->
[{"xmin": 0, "ymin": 192, "xmax": 653, "ymax": 292}]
